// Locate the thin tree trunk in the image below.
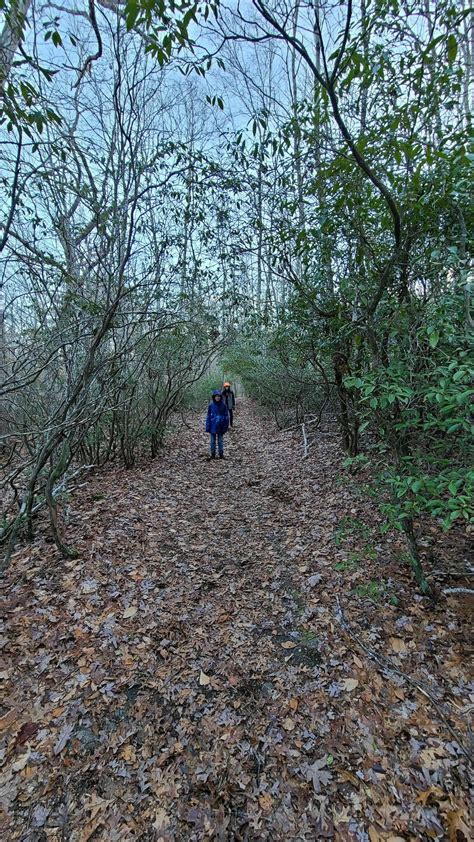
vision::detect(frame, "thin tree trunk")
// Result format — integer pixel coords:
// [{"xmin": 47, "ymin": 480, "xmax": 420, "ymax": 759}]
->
[
  {"xmin": 401, "ymin": 518, "xmax": 431, "ymax": 595},
  {"xmin": 256, "ymin": 152, "xmax": 263, "ymax": 315},
  {"xmin": 0, "ymin": 0, "xmax": 32, "ymax": 89},
  {"xmin": 290, "ymin": 3, "xmax": 306, "ymax": 238},
  {"xmin": 460, "ymin": 0, "xmax": 473, "ymax": 128},
  {"xmin": 360, "ymin": 0, "xmax": 368, "ymax": 133}
]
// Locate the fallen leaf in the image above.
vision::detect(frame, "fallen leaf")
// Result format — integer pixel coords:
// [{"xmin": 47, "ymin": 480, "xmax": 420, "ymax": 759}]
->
[
  {"xmin": 281, "ymin": 641, "xmax": 297, "ymax": 649},
  {"xmin": 199, "ymin": 670, "xmax": 211, "ymax": 686},
  {"xmin": 259, "ymin": 793, "xmax": 273, "ymax": 811},
  {"xmin": 338, "ymin": 769, "xmax": 359, "ymax": 786},
  {"xmin": 416, "ymin": 785, "xmax": 445, "ymax": 806},
  {"xmin": 305, "ymin": 757, "xmax": 332, "ymax": 793},
  {"xmin": 0, "ymin": 708, "xmax": 18, "ymax": 734},
  {"xmin": 12, "ymin": 752, "xmax": 30, "ymax": 773},
  {"xmin": 333, "ymin": 806, "xmax": 352, "ymax": 823},
  {"xmin": 53, "ymin": 722, "xmax": 74, "ymax": 755},
  {"xmin": 79, "ymin": 817, "xmax": 105, "ymax": 842},
  {"xmin": 419, "ymin": 746, "xmax": 445, "ymax": 769},
  {"xmin": 14, "ymin": 722, "xmax": 40, "ymax": 747},
  {"xmin": 83, "ymin": 794, "xmax": 110, "ymax": 821},
  {"xmin": 289, "ymin": 698, "xmax": 299, "ymax": 710},
  {"xmin": 341, "ymin": 678, "xmax": 359, "ymax": 692},
  {"xmin": 282, "ymin": 717, "xmax": 295, "ymax": 731},
  {"xmin": 121, "ymin": 744, "xmax": 136, "ymax": 762},
  {"xmin": 389, "ymin": 637, "xmax": 407, "ymax": 653},
  {"xmin": 392, "ymin": 686, "xmax": 405, "ymax": 701},
  {"xmin": 153, "ymin": 807, "xmax": 170, "ymax": 831},
  {"xmin": 123, "ymin": 606, "xmax": 138, "ymax": 619},
  {"xmin": 31, "ymin": 804, "xmax": 50, "ymax": 828},
  {"xmin": 446, "ymin": 807, "xmax": 470, "ymax": 842}
]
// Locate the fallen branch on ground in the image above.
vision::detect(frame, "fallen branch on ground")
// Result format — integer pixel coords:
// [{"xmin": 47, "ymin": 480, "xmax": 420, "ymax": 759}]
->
[
  {"xmin": 334, "ymin": 595, "xmax": 473, "ymax": 766},
  {"xmin": 274, "ymin": 415, "xmax": 322, "ymax": 435}
]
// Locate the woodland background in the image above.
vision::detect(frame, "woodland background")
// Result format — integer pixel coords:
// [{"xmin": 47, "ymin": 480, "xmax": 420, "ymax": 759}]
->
[
  {"xmin": 0, "ymin": 2, "xmax": 473, "ymax": 838},
  {"xmin": 0, "ymin": 1, "xmax": 472, "ymax": 612}
]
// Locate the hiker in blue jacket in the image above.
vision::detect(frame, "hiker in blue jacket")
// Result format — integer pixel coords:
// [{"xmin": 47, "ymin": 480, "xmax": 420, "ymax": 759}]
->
[{"xmin": 205, "ymin": 390, "xmax": 229, "ymax": 459}]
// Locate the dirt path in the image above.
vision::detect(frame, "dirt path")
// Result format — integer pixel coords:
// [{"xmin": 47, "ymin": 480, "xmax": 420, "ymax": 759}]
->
[{"xmin": 2, "ymin": 400, "xmax": 472, "ymax": 840}]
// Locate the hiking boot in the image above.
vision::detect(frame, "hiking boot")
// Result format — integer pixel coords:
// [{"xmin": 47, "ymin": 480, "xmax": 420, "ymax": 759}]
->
[{"xmin": 219, "ymin": 454, "xmax": 225, "ymax": 459}]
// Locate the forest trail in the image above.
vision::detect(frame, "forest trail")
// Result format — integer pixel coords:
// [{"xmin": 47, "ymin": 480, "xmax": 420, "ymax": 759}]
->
[{"xmin": 2, "ymin": 400, "xmax": 472, "ymax": 841}]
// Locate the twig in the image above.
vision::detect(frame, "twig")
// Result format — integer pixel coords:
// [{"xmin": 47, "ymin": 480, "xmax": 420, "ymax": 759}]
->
[
  {"xmin": 73, "ymin": 0, "xmax": 103, "ymax": 88},
  {"xmin": 178, "ymin": 412, "xmax": 195, "ymax": 432},
  {"xmin": 443, "ymin": 588, "xmax": 474, "ymax": 595},
  {"xmin": 334, "ymin": 596, "xmax": 473, "ymax": 765},
  {"xmin": 278, "ymin": 415, "xmax": 321, "ymax": 434},
  {"xmin": 268, "ymin": 415, "xmax": 330, "ymax": 443}
]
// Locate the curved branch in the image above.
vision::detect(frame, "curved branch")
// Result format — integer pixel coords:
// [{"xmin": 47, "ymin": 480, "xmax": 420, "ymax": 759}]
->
[
  {"xmin": 0, "ymin": 0, "xmax": 32, "ymax": 90},
  {"xmin": 330, "ymin": 0, "xmax": 352, "ymax": 84},
  {"xmin": 0, "ymin": 127, "xmax": 22, "ymax": 252},
  {"xmin": 73, "ymin": 0, "xmax": 103, "ymax": 88},
  {"xmin": 252, "ymin": 0, "xmax": 402, "ymax": 248}
]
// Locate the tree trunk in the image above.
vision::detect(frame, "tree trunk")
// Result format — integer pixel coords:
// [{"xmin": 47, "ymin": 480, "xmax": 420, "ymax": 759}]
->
[
  {"xmin": 333, "ymin": 352, "xmax": 357, "ymax": 455},
  {"xmin": 0, "ymin": 0, "xmax": 32, "ymax": 90},
  {"xmin": 401, "ymin": 517, "xmax": 431, "ymax": 595},
  {"xmin": 256, "ymin": 152, "xmax": 263, "ymax": 315}
]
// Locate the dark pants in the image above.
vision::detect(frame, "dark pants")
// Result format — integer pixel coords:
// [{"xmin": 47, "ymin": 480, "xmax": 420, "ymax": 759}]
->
[
  {"xmin": 228, "ymin": 408, "xmax": 234, "ymax": 427},
  {"xmin": 209, "ymin": 432, "xmax": 224, "ymax": 456}
]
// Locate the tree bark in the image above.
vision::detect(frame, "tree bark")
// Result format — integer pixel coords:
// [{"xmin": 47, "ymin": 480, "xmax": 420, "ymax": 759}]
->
[{"xmin": 0, "ymin": 0, "xmax": 32, "ymax": 90}]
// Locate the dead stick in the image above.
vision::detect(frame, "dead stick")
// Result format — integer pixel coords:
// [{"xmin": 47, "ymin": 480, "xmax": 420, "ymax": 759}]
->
[{"xmin": 334, "ymin": 596, "xmax": 473, "ymax": 764}]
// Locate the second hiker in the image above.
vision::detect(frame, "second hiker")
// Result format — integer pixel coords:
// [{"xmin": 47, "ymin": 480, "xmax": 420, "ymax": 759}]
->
[{"xmin": 222, "ymin": 381, "xmax": 236, "ymax": 428}]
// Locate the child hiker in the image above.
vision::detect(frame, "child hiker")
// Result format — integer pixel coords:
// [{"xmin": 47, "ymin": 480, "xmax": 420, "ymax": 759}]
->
[
  {"xmin": 222, "ymin": 381, "xmax": 236, "ymax": 427},
  {"xmin": 205, "ymin": 390, "xmax": 229, "ymax": 459}
]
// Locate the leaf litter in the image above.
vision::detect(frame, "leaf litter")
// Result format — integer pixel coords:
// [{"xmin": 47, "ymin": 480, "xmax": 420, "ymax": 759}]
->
[{"xmin": 1, "ymin": 400, "xmax": 472, "ymax": 840}]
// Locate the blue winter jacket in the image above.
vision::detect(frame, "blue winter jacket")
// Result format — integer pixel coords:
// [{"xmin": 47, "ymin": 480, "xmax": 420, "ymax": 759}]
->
[{"xmin": 206, "ymin": 397, "xmax": 229, "ymax": 435}]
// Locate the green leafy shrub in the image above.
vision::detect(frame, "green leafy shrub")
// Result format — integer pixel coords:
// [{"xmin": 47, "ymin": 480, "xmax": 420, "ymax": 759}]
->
[
  {"xmin": 345, "ymin": 292, "xmax": 474, "ymax": 533},
  {"xmin": 224, "ymin": 335, "xmax": 327, "ymax": 425}
]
